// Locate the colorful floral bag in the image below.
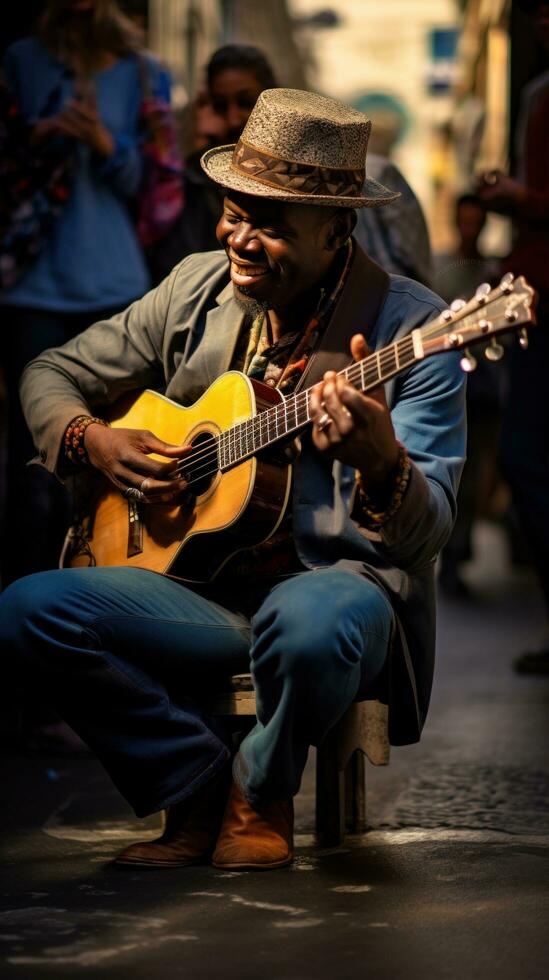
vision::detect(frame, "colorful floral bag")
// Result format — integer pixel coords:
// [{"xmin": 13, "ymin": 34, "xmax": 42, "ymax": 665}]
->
[
  {"xmin": 0, "ymin": 83, "xmax": 73, "ymax": 291},
  {"xmin": 136, "ymin": 57, "xmax": 184, "ymax": 248}
]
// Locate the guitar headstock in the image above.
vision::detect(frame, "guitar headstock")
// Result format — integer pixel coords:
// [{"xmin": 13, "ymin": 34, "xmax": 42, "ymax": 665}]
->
[{"xmin": 420, "ymin": 273, "xmax": 537, "ymax": 372}]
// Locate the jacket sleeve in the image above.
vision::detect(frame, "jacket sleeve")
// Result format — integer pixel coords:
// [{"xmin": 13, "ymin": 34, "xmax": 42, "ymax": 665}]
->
[
  {"xmin": 351, "ymin": 303, "xmax": 466, "ymax": 571},
  {"xmin": 19, "ymin": 260, "xmax": 183, "ymax": 476},
  {"xmin": 96, "ymin": 57, "xmax": 174, "ymax": 198}
]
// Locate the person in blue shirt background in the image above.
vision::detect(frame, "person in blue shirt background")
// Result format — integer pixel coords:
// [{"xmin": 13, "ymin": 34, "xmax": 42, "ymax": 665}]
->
[{"xmin": 1, "ymin": 0, "xmax": 173, "ymax": 584}]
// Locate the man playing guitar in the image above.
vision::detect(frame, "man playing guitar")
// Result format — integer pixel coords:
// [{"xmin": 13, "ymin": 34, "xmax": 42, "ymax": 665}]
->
[{"xmin": 0, "ymin": 89, "xmax": 468, "ymax": 870}]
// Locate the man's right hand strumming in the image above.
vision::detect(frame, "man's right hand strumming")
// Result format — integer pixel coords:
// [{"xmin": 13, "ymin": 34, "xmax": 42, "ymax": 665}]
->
[{"xmin": 84, "ymin": 424, "xmax": 191, "ymax": 504}]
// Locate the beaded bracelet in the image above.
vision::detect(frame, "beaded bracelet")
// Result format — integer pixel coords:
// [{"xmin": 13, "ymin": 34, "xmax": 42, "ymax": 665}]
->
[
  {"xmin": 64, "ymin": 415, "xmax": 108, "ymax": 466},
  {"xmin": 355, "ymin": 444, "xmax": 412, "ymax": 531}
]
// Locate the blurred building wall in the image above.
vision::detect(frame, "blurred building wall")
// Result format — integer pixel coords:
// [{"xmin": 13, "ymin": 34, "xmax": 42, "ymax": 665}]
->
[
  {"xmin": 288, "ymin": 0, "xmax": 460, "ymax": 250},
  {"xmin": 148, "ymin": 0, "xmax": 309, "ymax": 104}
]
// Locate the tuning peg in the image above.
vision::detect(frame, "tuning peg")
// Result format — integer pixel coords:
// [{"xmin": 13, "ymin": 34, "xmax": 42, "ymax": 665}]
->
[
  {"xmin": 485, "ymin": 339, "xmax": 504, "ymax": 361},
  {"xmin": 450, "ymin": 298, "xmax": 466, "ymax": 312},
  {"xmin": 460, "ymin": 349, "xmax": 477, "ymax": 372},
  {"xmin": 475, "ymin": 282, "xmax": 491, "ymax": 303},
  {"xmin": 519, "ymin": 328, "xmax": 529, "ymax": 349},
  {"xmin": 499, "ymin": 272, "xmax": 515, "ymax": 293}
]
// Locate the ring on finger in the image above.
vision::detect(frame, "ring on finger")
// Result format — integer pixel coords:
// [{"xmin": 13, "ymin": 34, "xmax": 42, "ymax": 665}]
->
[
  {"xmin": 316, "ymin": 412, "xmax": 332, "ymax": 432},
  {"xmin": 124, "ymin": 486, "xmax": 145, "ymax": 503}
]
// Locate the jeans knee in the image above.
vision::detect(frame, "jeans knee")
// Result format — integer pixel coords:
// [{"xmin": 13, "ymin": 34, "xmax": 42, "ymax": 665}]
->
[
  {"xmin": 0, "ymin": 570, "xmax": 80, "ymax": 653},
  {"xmin": 0, "ymin": 574, "xmax": 44, "ymax": 639},
  {"xmin": 251, "ymin": 609, "xmax": 360, "ymax": 684}
]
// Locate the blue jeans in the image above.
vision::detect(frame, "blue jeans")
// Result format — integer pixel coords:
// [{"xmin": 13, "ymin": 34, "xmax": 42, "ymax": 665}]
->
[{"xmin": 0, "ymin": 566, "xmax": 393, "ymax": 815}]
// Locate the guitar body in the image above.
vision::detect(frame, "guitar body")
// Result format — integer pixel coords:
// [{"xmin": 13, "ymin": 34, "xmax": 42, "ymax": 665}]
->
[{"xmin": 64, "ymin": 372, "xmax": 292, "ymax": 581}]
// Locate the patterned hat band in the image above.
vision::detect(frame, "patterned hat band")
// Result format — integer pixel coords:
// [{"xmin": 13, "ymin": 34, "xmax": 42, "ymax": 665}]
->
[{"xmin": 231, "ymin": 139, "xmax": 366, "ymax": 200}]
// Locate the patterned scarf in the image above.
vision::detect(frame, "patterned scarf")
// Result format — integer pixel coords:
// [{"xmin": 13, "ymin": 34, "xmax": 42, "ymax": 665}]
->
[{"xmin": 240, "ymin": 238, "xmax": 353, "ymax": 394}]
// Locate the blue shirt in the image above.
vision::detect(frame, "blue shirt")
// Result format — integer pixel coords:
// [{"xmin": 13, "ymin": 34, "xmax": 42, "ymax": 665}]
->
[{"xmin": 2, "ymin": 38, "xmax": 167, "ymax": 312}]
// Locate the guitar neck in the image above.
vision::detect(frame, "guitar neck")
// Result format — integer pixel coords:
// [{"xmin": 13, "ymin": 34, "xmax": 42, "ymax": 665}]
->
[
  {"xmin": 217, "ymin": 272, "xmax": 535, "ymax": 472},
  {"xmin": 218, "ymin": 333, "xmax": 419, "ymax": 470}
]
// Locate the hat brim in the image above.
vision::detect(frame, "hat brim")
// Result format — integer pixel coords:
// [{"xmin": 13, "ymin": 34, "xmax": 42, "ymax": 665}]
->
[{"xmin": 201, "ymin": 145, "xmax": 400, "ymax": 209}]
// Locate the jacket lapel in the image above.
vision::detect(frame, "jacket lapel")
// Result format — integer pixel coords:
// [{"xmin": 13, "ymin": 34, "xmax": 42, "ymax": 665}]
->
[
  {"xmin": 201, "ymin": 281, "xmax": 245, "ymax": 385},
  {"xmin": 296, "ymin": 242, "xmax": 390, "ymax": 391}
]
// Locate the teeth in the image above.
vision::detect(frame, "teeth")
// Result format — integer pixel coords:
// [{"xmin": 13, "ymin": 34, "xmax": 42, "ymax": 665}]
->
[{"xmin": 233, "ymin": 263, "xmax": 267, "ymax": 276}]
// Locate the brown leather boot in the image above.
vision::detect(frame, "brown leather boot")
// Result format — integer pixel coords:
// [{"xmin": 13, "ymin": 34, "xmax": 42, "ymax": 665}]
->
[
  {"xmin": 115, "ymin": 772, "xmax": 230, "ymax": 869},
  {"xmin": 212, "ymin": 781, "xmax": 293, "ymax": 870}
]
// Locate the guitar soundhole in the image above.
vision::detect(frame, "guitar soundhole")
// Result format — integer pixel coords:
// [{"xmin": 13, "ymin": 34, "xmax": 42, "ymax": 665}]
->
[{"xmin": 182, "ymin": 430, "xmax": 218, "ymax": 497}]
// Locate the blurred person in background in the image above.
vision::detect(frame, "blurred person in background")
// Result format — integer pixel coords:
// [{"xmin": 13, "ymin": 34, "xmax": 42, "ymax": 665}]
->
[
  {"xmin": 153, "ymin": 43, "xmax": 432, "ymax": 287},
  {"xmin": 149, "ymin": 44, "xmax": 278, "ymax": 281},
  {"xmin": 478, "ymin": 0, "xmax": 549, "ymax": 672},
  {"xmin": 434, "ymin": 194, "xmax": 501, "ymax": 597},
  {"xmin": 355, "ymin": 154, "xmax": 432, "ymax": 286},
  {"xmin": 0, "ymin": 0, "xmax": 173, "ymax": 586}
]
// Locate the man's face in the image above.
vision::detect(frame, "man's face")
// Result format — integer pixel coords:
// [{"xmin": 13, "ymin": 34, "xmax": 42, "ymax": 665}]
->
[
  {"xmin": 209, "ymin": 69, "xmax": 265, "ymax": 144},
  {"xmin": 216, "ymin": 193, "xmax": 339, "ymax": 311}
]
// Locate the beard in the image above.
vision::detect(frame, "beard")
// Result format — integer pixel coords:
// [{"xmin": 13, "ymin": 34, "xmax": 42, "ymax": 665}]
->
[{"xmin": 232, "ymin": 290, "xmax": 270, "ymax": 320}]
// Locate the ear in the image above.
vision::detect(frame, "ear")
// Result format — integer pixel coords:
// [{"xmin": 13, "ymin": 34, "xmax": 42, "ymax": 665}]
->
[{"xmin": 324, "ymin": 209, "xmax": 357, "ymax": 251}]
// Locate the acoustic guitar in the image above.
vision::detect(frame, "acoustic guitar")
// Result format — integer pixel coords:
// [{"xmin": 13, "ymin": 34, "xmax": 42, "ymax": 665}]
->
[{"xmin": 62, "ymin": 274, "xmax": 536, "ymax": 582}]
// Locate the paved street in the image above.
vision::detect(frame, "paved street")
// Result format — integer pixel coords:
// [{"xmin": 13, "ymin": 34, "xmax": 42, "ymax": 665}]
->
[{"xmin": 1, "ymin": 523, "xmax": 548, "ymax": 979}]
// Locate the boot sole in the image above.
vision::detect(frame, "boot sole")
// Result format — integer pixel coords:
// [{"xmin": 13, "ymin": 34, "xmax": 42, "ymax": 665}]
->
[
  {"xmin": 113, "ymin": 854, "xmax": 210, "ymax": 869},
  {"xmin": 211, "ymin": 856, "xmax": 293, "ymax": 871}
]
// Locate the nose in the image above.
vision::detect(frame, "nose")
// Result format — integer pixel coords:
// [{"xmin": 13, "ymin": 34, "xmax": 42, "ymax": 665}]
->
[{"xmin": 228, "ymin": 220, "xmax": 262, "ymax": 254}]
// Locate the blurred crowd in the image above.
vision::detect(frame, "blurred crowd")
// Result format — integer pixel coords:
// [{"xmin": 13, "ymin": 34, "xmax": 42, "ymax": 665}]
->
[{"xmin": 0, "ymin": 0, "xmax": 548, "ymax": 745}]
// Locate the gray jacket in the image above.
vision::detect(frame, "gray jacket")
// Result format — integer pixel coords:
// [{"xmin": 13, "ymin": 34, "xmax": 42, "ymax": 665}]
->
[{"xmin": 20, "ymin": 244, "xmax": 466, "ymax": 744}]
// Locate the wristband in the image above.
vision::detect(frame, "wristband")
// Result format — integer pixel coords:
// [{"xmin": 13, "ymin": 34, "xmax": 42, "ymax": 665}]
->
[
  {"xmin": 64, "ymin": 415, "xmax": 108, "ymax": 466},
  {"xmin": 355, "ymin": 444, "xmax": 412, "ymax": 530}
]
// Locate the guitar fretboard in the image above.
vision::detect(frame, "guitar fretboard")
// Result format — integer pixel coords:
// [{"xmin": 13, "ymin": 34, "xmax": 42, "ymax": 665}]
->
[{"xmin": 218, "ymin": 333, "xmax": 418, "ymax": 469}]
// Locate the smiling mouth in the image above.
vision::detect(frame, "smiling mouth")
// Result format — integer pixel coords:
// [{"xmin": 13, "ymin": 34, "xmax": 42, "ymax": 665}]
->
[{"xmin": 229, "ymin": 254, "xmax": 270, "ymax": 287}]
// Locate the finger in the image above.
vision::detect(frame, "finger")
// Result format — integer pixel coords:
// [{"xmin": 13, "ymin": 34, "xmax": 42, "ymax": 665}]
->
[
  {"xmin": 59, "ymin": 106, "xmax": 89, "ymax": 128},
  {"xmin": 338, "ymin": 383, "xmax": 385, "ymax": 420},
  {"xmin": 141, "ymin": 477, "xmax": 189, "ymax": 500},
  {"xmin": 108, "ymin": 463, "xmax": 187, "ymax": 497},
  {"xmin": 54, "ymin": 119, "xmax": 86, "ymax": 139},
  {"xmin": 320, "ymin": 374, "xmax": 353, "ymax": 436},
  {"xmin": 309, "ymin": 382, "xmax": 333, "ymax": 433},
  {"xmin": 308, "ymin": 382, "xmax": 328, "ymax": 422},
  {"xmin": 121, "ymin": 450, "xmax": 182, "ymax": 480},
  {"xmin": 140, "ymin": 431, "xmax": 193, "ymax": 458},
  {"xmin": 350, "ymin": 333, "xmax": 369, "ymax": 362},
  {"xmin": 63, "ymin": 101, "xmax": 96, "ymax": 122},
  {"xmin": 349, "ymin": 334, "xmax": 389, "ymax": 406}
]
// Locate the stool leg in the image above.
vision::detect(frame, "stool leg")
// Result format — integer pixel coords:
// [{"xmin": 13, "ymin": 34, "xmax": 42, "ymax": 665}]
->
[
  {"xmin": 315, "ymin": 731, "xmax": 345, "ymax": 845},
  {"xmin": 345, "ymin": 750, "xmax": 367, "ymax": 833}
]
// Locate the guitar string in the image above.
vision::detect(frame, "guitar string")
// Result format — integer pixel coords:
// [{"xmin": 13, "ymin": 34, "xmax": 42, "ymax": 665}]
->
[
  {"xmin": 168, "ymin": 290, "xmax": 516, "ymax": 488},
  {"xmin": 171, "ymin": 325, "xmax": 463, "ymax": 488},
  {"xmin": 170, "ymin": 306, "xmax": 489, "ymax": 487},
  {"xmin": 174, "ymin": 344, "xmax": 420, "ymax": 489},
  {"xmin": 170, "ymin": 336, "xmax": 417, "ymax": 480},
  {"xmin": 172, "ymin": 348, "xmax": 417, "ymax": 487}
]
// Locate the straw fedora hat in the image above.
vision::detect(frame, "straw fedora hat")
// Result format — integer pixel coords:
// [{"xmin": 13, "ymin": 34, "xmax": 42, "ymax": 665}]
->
[{"xmin": 201, "ymin": 88, "xmax": 399, "ymax": 209}]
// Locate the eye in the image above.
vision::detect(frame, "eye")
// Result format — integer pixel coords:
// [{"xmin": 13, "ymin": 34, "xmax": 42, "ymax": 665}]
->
[
  {"xmin": 212, "ymin": 98, "xmax": 228, "ymax": 116},
  {"xmin": 262, "ymin": 228, "xmax": 286, "ymax": 239},
  {"xmin": 223, "ymin": 211, "xmax": 239, "ymax": 224}
]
